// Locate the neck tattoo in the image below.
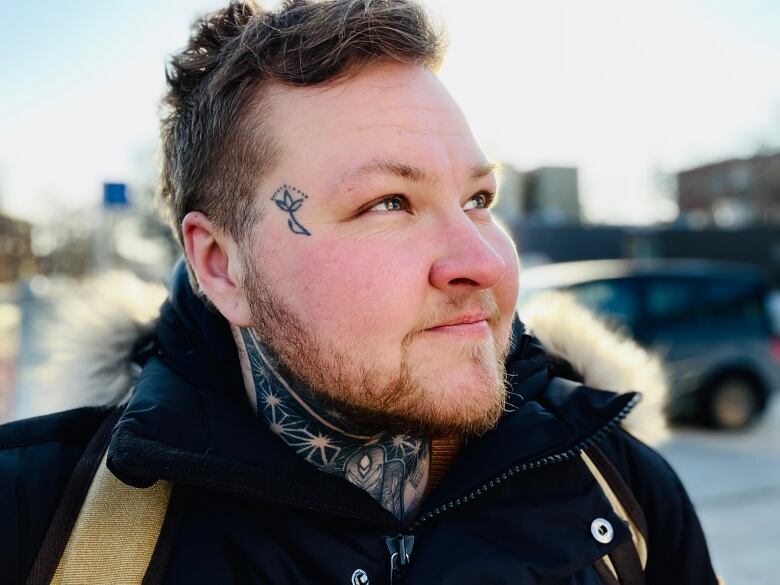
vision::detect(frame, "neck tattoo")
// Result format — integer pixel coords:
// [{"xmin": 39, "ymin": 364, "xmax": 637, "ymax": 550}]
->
[{"xmin": 238, "ymin": 327, "xmax": 430, "ymax": 522}]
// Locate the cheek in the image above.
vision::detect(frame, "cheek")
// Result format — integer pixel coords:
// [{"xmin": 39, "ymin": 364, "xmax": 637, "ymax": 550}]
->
[{"xmin": 277, "ymin": 237, "xmax": 428, "ymax": 337}]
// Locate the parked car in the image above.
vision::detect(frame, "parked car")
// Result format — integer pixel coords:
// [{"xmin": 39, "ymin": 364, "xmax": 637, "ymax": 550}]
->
[{"xmin": 518, "ymin": 259, "xmax": 780, "ymax": 429}]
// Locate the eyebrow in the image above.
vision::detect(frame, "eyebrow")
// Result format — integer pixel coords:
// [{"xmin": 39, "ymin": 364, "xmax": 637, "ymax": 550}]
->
[{"xmin": 340, "ymin": 159, "xmax": 498, "ymax": 187}]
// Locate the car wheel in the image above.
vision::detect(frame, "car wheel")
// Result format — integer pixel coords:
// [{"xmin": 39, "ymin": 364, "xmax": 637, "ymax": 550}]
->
[{"xmin": 704, "ymin": 376, "xmax": 763, "ymax": 430}]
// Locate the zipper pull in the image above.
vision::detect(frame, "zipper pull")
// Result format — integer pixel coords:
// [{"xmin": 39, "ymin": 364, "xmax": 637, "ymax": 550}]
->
[{"xmin": 385, "ymin": 534, "xmax": 415, "ymax": 584}]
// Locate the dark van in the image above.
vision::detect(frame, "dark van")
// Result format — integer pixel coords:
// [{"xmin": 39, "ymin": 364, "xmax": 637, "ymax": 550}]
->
[{"xmin": 519, "ymin": 259, "xmax": 780, "ymax": 429}]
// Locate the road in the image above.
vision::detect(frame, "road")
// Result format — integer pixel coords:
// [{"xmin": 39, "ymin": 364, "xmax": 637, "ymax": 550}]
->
[
  {"xmin": 6, "ymin": 286, "xmax": 54, "ymax": 420},
  {"xmin": 659, "ymin": 400, "xmax": 780, "ymax": 585}
]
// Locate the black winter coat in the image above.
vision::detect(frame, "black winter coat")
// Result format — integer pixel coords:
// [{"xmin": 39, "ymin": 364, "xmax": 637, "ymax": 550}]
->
[{"xmin": 1, "ymin": 264, "xmax": 719, "ymax": 584}]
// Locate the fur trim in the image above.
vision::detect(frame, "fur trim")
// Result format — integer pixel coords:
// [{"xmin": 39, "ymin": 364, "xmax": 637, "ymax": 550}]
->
[
  {"xmin": 520, "ymin": 291, "xmax": 669, "ymax": 445},
  {"xmin": 24, "ymin": 274, "xmax": 668, "ymax": 444},
  {"xmin": 23, "ymin": 272, "xmax": 167, "ymax": 418}
]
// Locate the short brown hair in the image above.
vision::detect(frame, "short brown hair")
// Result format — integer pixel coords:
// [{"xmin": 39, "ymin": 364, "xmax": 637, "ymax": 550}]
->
[{"xmin": 159, "ymin": 0, "xmax": 445, "ymax": 253}]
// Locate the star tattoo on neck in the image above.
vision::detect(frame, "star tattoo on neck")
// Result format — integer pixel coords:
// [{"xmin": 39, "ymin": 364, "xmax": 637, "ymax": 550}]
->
[{"xmin": 239, "ymin": 328, "xmax": 431, "ymax": 522}]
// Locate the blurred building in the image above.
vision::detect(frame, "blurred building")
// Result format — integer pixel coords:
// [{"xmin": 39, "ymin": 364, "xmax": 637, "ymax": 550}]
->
[
  {"xmin": 677, "ymin": 153, "xmax": 780, "ymax": 227},
  {"xmin": 497, "ymin": 165, "xmax": 581, "ymax": 224},
  {"xmin": 0, "ymin": 213, "xmax": 35, "ymax": 283}
]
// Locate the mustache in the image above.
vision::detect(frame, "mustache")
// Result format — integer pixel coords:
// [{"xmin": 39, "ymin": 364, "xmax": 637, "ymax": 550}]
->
[{"xmin": 404, "ymin": 291, "xmax": 501, "ymax": 339}]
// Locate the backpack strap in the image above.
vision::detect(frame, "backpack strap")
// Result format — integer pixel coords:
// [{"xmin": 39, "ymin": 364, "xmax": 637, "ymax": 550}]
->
[
  {"xmin": 583, "ymin": 445, "xmax": 648, "ymax": 585},
  {"xmin": 26, "ymin": 408, "xmax": 174, "ymax": 585},
  {"xmin": 49, "ymin": 454, "xmax": 172, "ymax": 584},
  {"xmin": 545, "ymin": 376, "xmax": 648, "ymax": 585},
  {"xmin": 26, "ymin": 409, "xmax": 122, "ymax": 584}
]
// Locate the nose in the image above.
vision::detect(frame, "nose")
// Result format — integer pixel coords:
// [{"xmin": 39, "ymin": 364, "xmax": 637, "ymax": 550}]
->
[{"xmin": 428, "ymin": 215, "xmax": 507, "ymax": 291}]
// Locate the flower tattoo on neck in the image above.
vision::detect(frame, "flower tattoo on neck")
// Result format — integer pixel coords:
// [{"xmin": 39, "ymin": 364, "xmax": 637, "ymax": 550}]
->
[{"xmin": 271, "ymin": 184, "xmax": 311, "ymax": 236}]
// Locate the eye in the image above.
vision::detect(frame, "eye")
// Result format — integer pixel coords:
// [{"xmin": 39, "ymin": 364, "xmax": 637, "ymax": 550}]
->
[
  {"xmin": 367, "ymin": 195, "xmax": 409, "ymax": 213},
  {"xmin": 463, "ymin": 191, "xmax": 495, "ymax": 211}
]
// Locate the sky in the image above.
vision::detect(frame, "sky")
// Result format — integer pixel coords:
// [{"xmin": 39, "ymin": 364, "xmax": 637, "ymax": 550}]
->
[{"xmin": 1, "ymin": 0, "xmax": 779, "ymax": 224}]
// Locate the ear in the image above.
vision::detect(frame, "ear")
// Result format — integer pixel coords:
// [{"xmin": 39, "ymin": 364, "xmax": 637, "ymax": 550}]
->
[{"xmin": 182, "ymin": 211, "xmax": 253, "ymax": 327}]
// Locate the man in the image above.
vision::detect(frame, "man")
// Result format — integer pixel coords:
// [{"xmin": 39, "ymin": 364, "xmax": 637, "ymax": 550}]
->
[{"xmin": 1, "ymin": 1, "xmax": 719, "ymax": 583}]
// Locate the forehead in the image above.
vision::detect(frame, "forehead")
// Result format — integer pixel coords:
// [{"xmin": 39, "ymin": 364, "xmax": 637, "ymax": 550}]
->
[{"xmin": 260, "ymin": 63, "xmax": 488, "ymax": 190}]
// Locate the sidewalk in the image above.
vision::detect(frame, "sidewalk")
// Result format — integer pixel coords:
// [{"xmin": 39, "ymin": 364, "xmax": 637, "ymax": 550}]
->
[{"xmin": 659, "ymin": 400, "xmax": 780, "ymax": 585}]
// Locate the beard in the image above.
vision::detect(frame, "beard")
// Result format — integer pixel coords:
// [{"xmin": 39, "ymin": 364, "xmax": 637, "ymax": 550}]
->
[{"xmin": 241, "ymin": 255, "xmax": 512, "ymax": 438}]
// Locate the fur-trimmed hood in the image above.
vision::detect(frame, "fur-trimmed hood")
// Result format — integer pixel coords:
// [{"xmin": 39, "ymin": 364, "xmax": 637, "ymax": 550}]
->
[
  {"xmin": 520, "ymin": 291, "xmax": 668, "ymax": 444},
  {"xmin": 22, "ymin": 272, "xmax": 668, "ymax": 444}
]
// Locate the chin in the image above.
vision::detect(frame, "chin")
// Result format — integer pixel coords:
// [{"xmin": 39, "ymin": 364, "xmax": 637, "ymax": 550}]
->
[
  {"xmin": 410, "ymin": 359, "xmax": 507, "ymax": 437},
  {"xmin": 425, "ymin": 385, "xmax": 506, "ymax": 438},
  {"xmin": 421, "ymin": 340, "xmax": 502, "ymax": 386}
]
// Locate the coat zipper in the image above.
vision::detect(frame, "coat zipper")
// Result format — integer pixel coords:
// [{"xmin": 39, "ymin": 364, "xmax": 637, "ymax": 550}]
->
[
  {"xmin": 383, "ymin": 392, "xmax": 641, "ymax": 584},
  {"xmin": 385, "ymin": 534, "xmax": 415, "ymax": 584}
]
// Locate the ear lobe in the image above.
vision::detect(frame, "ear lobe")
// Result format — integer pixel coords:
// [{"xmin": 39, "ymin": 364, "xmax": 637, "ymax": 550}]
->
[{"xmin": 181, "ymin": 211, "xmax": 253, "ymax": 326}]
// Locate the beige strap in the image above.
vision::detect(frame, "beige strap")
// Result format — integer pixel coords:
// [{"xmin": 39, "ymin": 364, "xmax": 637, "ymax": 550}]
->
[
  {"xmin": 601, "ymin": 555, "xmax": 619, "ymax": 581},
  {"xmin": 581, "ymin": 451, "xmax": 648, "ymax": 576},
  {"xmin": 50, "ymin": 453, "xmax": 172, "ymax": 584}
]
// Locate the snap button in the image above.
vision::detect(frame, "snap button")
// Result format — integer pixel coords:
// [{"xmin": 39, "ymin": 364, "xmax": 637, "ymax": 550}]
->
[
  {"xmin": 591, "ymin": 518, "xmax": 614, "ymax": 544},
  {"xmin": 351, "ymin": 569, "xmax": 369, "ymax": 585}
]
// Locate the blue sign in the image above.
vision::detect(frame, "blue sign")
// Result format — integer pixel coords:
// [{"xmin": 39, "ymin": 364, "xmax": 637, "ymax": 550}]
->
[{"xmin": 103, "ymin": 182, "xmax": 129, "ymax": 208}]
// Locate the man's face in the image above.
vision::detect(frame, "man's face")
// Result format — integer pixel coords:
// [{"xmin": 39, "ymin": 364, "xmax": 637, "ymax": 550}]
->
[{"xmin": 241, "ymin": 62, "xmax": 520, "ymax": 437}]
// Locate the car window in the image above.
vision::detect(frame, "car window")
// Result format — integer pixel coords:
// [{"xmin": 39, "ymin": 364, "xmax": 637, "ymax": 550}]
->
[
  {"xmin": 699, "ymin": 277, "xmax": 767, "ymax": 326},
  {"xmin": 569, "ymin": 279, "xmax": 639, "ymax": 328},
  {"xmin": 644, "ymin": 278, "xmax": 699, "ymax": 323}
]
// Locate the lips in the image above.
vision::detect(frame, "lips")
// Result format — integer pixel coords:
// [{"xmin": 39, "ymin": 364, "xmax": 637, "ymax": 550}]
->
[
  {"xmin": 425, "ymin": 311, "xmax": 491, "ymax": 336},
  {"xmin": 430, "ymin": 311, "xmax": 489, "ymax": 328}
]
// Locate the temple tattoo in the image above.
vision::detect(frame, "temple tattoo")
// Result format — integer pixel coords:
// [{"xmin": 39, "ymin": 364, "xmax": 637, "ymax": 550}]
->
[
  {"xmin": 239, "ymin": 327, "xmax": 430, "ymax": 521},
  {"xmin": 271, "ymin": 184, "xmax": 311, "ymax": 236}
]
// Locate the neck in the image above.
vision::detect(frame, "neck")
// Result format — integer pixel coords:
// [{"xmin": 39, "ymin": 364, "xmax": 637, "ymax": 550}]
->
[{"xmin": 234, "ymin": 326, "xmax": 430, "ymax": 522}]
